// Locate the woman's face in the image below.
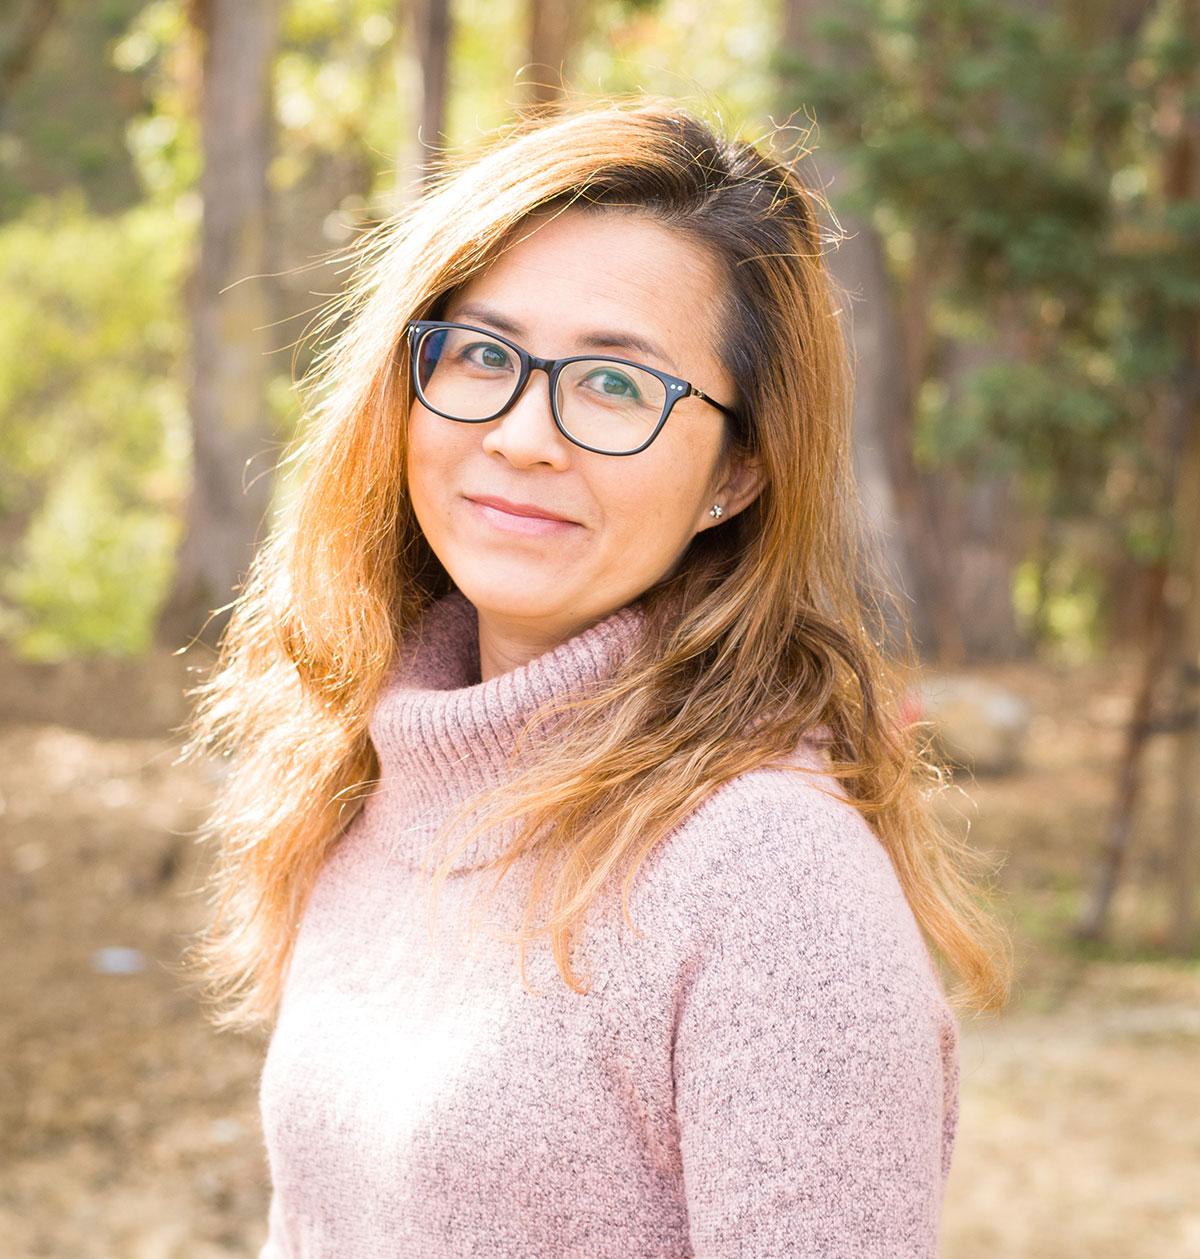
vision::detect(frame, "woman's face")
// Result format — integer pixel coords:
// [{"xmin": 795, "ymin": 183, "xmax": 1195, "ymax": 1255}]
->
[{"xmin": 406, "ymin": 209, "xmax": 757, "ymax": 672}]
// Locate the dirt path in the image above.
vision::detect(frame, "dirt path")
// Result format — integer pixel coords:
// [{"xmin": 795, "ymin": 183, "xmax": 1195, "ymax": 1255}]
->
[
  {"xmin": 946, "ymin": 976, "xmax": 1200, "ymax": 1257},
  {"xmin": 0, "ymin": 724, "xmax": 267, "ymax": 1257},
  {"xmin": 1, "ymin": 658, "xmax": 1197, "ymax": 1257}
]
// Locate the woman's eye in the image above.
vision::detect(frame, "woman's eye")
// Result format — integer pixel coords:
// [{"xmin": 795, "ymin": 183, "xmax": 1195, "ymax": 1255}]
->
[
  {"xmin": 462, "ymin": 341, "xmax": 512, "ymax": 370},
  {"xmin": 582, "ymin": 368, "xmax": 640, "ymax": 401}
]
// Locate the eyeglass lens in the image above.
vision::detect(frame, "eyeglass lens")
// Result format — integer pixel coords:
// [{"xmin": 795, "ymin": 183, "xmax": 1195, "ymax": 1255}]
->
[{"xmin": 414, "ymin": 325, "xmax": 668, "ymax": 454}]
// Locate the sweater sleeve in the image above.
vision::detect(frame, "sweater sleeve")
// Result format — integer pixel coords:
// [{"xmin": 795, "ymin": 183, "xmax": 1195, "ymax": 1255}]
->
[{"xmin": 669, "ymin": 786, "xmax": 958, "ymax": 1259}]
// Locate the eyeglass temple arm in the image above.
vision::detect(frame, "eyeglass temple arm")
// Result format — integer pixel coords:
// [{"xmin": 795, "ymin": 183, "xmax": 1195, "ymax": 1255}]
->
[{"xmin": 690, "ymin": 387, "xmax": 738, "ymax": 419}]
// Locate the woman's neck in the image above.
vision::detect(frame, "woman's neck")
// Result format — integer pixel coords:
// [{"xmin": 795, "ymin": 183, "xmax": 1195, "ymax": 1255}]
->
[{"xmin": 476, "ymin": 610, "xmax": 604, "ymax": 681}]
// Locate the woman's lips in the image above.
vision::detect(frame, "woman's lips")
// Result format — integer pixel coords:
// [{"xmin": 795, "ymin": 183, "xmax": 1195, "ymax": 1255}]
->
[{"xmin": 465, "ymin": 495, "xmax": 580, "ymax": 537}]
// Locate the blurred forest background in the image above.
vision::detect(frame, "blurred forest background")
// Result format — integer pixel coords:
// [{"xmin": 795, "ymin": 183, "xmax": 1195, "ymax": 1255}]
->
[{"xmin": 1, "ymin": 0, "xmax": 1198, "ymax": 1256}]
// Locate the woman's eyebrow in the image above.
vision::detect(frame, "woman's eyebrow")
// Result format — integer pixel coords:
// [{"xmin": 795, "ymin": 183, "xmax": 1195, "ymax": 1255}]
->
[
  {"xmin": 575, "ymin": 330, "xmax": 677, "ymax": 372},
  {"xmin": 449, "ymin": 302, "xmax": 524, "ymax": 338},
  {"xmin": 448, "ymin": 302, "xmax": 678, "ymax": 373}
]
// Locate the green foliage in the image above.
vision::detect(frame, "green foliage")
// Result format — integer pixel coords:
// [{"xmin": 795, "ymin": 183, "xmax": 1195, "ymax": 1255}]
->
[
  {"xmin": 5, "ymin": 460, "xmax": 180, "ymax": 658},
  {"xmin": 1013, "ymin": 556, "xmax": 1106, "ymax": 663},
  {"xmin": 0, "ymin": 196, "xmax": 189, "ymax": 658},
  {"xmin": 578, "ymin": 0, "xmax": 774, "ymax": 125},
  {"xmin": 448, "ymin": 0, "xmax": 526, "ymax": 142},
  {"xmin": 275, "ymin": 0, "xmax": 400, "ymax": 202},
  {"xmin": 0, "ymin": 0, "xmax": 149, "ymax": 219},
  {"xmin": 113, "ymin": 2, "xmax": 200, "ymax": 199},
  {"xmin": 919, "ymin": 361, "xmax": 1122, "ymax": 494},
  {"xmin": 779, "ymin": 0, "xmax": 1200, "ymax": 647}
]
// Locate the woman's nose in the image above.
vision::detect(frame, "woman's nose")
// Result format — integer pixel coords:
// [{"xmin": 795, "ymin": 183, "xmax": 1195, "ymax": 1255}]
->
[{"xmin": 480, "ymin": 370, "xmax": 572, "ymax": 470}]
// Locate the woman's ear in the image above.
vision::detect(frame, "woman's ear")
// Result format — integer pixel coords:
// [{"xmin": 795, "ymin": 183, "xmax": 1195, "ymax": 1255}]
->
[{"xmin": 696, "ymin": 455, "xmax": 764, "ymax": 532}]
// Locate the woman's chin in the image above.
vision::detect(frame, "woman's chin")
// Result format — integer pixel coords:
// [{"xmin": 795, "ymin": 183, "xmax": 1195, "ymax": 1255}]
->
[{"xmin": 454, "ymin": 577, "xmax": 581, "ymax": 634}]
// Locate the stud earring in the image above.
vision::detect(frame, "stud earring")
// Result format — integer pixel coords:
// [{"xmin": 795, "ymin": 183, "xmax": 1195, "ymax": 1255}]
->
[{"xmin": 708, "ymin": 504, "xmax": 724, "ymax": 519}]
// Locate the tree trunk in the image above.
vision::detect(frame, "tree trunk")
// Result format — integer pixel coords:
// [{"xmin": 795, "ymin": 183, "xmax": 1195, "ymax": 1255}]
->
[
  {"xmin": 1162, "ymin": 10, "xmax": 1200, "ymax": 954},
  {"xmin": 1077, "ymin": 560, "xmax": 1171, "ymax": 941},
  {"xmin": 524, "ymin": 0, "xmax": 580, "ymax": 106},
  {"xmin": 937, "ymin": 337, "xmax": 1026, "ymax": 660},
  {"xmin": 1168, "ymin": 407, "xmax": 1199, "ymax": 952},
  {"xmin": 1166, "ymin": 265, "xmax": 1200, "ymax": 955},
  {"xmin": 398, "ymin": 0, "xmax": 452, "ymax": 189},
  {"xmin": 836, "ymin": 206, "xmax": 933, "ymax": 650},
  {"xmin": 777, "ymin": 0, "xmax": 955, "ymax": 660},
  {"xmin": 0, "ymin": 0, "xmax": 59, "ymax": 115},
  {"xmin": 158, "ymin": 0, "xmax": 281, "ymax": 648}
]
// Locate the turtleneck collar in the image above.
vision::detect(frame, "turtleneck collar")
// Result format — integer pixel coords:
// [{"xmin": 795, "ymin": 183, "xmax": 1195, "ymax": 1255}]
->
[{"xmin": 361, "ymin": 592, "xmax": 644, "ymax": 872}]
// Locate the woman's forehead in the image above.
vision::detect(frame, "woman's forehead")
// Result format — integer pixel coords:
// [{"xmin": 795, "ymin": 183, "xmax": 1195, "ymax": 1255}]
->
[{"xmin": 445, "ymin": 210, "xmax": 728, "ymax": 374}]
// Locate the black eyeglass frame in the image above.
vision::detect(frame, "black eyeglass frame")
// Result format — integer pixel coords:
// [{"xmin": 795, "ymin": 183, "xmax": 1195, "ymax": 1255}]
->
[{"xmin": 405, "ymin": 319, "xmax": 738, "ymax": 457}]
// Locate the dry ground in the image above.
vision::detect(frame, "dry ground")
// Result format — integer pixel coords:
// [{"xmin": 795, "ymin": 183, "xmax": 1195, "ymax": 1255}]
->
[{"xmin": 0, "ymin": 650, "xmax": 1197, "ymax": 1257}]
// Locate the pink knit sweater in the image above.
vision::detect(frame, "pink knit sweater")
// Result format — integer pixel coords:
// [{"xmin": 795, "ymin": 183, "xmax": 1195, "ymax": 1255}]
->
[{"xmin": 258, "ymin": 593, "xmax": 958, "ymax": 1257}]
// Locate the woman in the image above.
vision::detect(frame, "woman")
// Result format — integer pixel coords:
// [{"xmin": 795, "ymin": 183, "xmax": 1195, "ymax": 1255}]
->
[{"xmin": 193, "ymin": 103, "xmax": 1007, "ymax": 1257}]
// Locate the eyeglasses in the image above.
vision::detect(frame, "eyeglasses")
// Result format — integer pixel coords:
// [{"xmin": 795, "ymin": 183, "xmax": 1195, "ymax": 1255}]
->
[{"xmin": 405, "ymin": 320, "xmax": 737, "ymax": 456}]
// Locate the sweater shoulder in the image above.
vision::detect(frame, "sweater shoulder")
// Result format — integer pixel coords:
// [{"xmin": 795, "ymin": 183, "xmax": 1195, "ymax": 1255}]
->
[
  {"xmin": 634, "ymin": 757, "xmax": 898, "ymax": 921},
  {"xmin": 620, "ymin": 757, "xmax": 943, "ymax": 1003}
]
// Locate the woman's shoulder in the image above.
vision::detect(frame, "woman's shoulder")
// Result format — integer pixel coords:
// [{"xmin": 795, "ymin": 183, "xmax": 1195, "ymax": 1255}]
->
[
  {"xmin": 647, "ymin": 748, "xmax": 893, "ymax": 901},
  {"xmin": 625, "ymin": 750, "xmax": 941, "ymax": 994}
]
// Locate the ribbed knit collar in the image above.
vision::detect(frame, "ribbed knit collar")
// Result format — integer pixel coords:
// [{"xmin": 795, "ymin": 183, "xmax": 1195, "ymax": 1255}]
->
[{"xmin": 362, "ymin": 592, "xmax": 643, "ymax": 871}]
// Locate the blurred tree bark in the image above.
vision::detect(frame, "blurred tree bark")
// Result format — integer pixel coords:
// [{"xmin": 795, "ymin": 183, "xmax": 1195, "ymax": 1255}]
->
[
  {"xmin": 1163, "ymin": 36, "xmax": 1200, "ymax": 954},
  {"xmin": 157, "ymin": 0, "xmax": 281, "ymax": 648},
  {"xmin": 1078, "ymin": 0, "xmax": 1199, "ymax": 949},
  {"xmin": 934, "ymin": 334, "xmax": 1025, "ymax": 660},
  {"xmin": 399, "ymin": 0, "xmax": 452, "ymax": 188},
  {"xmin": 1168, "ymin": 393, "xmax": 1200, "ymax": 955},
  {"xmin": 524, "ymin": 0, "xmax": 587, "ymax": 106},
  {"xmin": 0, "ymin": 0, "xmax": 59, "ymax": 116},
  {"xmin": 777, "ymin": 0, "xmax": 952, "ymax": 658}
]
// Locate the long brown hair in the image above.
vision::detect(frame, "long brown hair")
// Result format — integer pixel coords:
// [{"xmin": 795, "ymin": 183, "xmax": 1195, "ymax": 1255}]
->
[{"xmin": 191, "ymin": 103, "xmax": 1009, "ymax": 1026}]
